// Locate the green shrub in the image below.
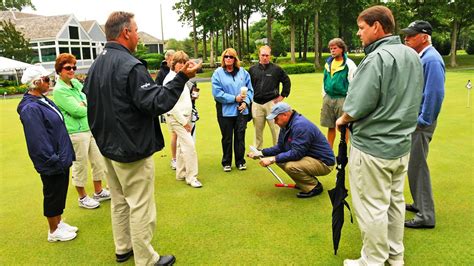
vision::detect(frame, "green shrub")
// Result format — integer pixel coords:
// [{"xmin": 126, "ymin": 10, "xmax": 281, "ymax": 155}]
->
[
  {"xmin": 141, "ymin": 53, "xmax": 164, "ymax": 61},
  {"xmin": 280, "ymin": 63, "xmax": 315, "ymax": 74},
  {"xmin": 466, "ymin": 39, "xmax": 474, "ymax": 55},
  {"xmin": 0, "ymin": 85, "xmax": 28, "ymax": 95},
  {"xmin": 0, "ymin": 80, "xmax": 18, "ymax": 87},
  {"xmin": 144, "ymin": 58, "xmax": 161, "ymax": 70}
]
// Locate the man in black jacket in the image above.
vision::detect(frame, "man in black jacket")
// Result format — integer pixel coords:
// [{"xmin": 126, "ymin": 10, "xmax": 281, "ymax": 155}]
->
[
  {"xmin": 83, "ymin": 11, "xmax": 200, "ymax": 266},
  {"xmin": 248, "ymin": 45, "xmax": 291, "ymax": 150}
]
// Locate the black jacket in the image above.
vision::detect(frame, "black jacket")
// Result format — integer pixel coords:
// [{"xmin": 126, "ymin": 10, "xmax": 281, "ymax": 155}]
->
[
  {"xmin": 155, "ymin": 60, "xmax": 170, "ymax": 86},
  {"xmin": 83, "ymin": 42, "xmax": 188, "ymax": 163},
  {"xmin": 17, "ymin": 92, "xmax": 75, "ymax": 175},
  {"xmin": 248, "ymin": 62, "xmax": 291, "ymax": 104}
]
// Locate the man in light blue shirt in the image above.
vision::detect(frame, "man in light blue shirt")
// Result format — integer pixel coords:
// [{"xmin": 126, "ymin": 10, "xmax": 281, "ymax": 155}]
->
[{"xmin": 402, "ymin": 20, "xmax": 445, "ymax": 229}]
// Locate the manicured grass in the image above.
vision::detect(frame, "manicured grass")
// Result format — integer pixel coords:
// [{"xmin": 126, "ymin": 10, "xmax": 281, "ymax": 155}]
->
[{"xmin": 0, "ymin": 70, "xmax": 473, "ymax": 265}]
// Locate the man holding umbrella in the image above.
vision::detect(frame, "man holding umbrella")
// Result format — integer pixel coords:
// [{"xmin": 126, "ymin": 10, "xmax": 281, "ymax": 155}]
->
[
  {"xmin": 248, "ymin": 102, "xmax": 335, "ymax": 198},
  {"xmin": 336, "ymin": 6, "xmax": 423, "ymax": 266}
]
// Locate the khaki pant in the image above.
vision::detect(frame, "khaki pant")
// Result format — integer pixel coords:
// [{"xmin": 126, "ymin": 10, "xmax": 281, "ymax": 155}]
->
[
  {"xmin": 252, "ymin": 101, "xmax": 280, "ymax": 149},
  {"xmin": 349, "ymin": 146, "xmax": 408, "ymax": 266},
  {"xmin": 70, "ymin": 131, "xmax": 106, "ymax": 187},
  {"xmin": 277, "ymin": 156, "xmax": 333, "ymax": 192},
  {"xmin": 167, "ymin": 115, "xmax": 199, "ymax": 183},
  {"xmin": 104, "ymin": 156, "xmax": 160, "ymax": 266}
]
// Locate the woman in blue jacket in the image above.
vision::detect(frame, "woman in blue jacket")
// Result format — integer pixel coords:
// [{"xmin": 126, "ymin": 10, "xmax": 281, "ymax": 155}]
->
[
  {"xmin": 18, "ymin": 66, "xmax": 77, "ymax": 242},
  {"xmin": 212, "ymin": 48, "xmax": 253, "ymax": 172}
]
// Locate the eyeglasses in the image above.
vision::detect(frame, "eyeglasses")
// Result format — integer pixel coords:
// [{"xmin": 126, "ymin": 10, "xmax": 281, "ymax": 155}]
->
[
  {"xmin": 63, "ymin": 65, "xmax": 77, "ymax": 71},
  {"xmin": 223, "ymin": 55, "xmax": 234, "ymax": 59}
]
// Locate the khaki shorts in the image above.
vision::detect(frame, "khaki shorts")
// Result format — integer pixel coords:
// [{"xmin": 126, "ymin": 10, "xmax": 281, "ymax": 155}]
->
[{"xmin": 320, "ymin": 95, "xmax": 345, "ymax": 128}]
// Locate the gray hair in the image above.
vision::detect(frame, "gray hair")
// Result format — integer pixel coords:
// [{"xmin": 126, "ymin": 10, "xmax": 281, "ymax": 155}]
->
[
  {"xmin": 427, "ymin": 35, "xmax": 432, "ymax": 44},
  {"xmin": 105, "ymin": 11, "xmax": 134, "ymax": 41},
  {"xmin": 165, "ymin": 50, "xmax": 175, "ymax": 59}
]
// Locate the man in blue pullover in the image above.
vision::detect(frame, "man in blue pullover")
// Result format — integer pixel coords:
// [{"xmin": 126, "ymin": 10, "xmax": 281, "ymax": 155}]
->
[
  {"xmin": 402, "ymin": 20, "xmax": 445, "ymax": 229},
  {"xmin": 248, "ymin": 102, "xmax": 335, "ymax": 198}
]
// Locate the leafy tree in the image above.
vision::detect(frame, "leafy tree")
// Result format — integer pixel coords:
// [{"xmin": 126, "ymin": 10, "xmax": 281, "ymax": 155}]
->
[
  {"xmin": 0, "ymin": 19, "xmax": 33, "ymax": 62},
  {"xmin": 0, "ymin": 0, "xmax": 34, "ymax": 11}
]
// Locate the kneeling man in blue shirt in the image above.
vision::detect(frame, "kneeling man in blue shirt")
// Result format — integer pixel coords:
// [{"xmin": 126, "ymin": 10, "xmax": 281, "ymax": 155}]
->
[{"xmin": 248, "ymin": 102, "xmax": 335, "ymax": 198}]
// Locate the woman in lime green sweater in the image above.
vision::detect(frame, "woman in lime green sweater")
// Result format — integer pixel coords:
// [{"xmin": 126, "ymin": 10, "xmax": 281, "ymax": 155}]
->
[{"xmin": 53, "ymin": 53, "xmax": 110, "ymax": 209}]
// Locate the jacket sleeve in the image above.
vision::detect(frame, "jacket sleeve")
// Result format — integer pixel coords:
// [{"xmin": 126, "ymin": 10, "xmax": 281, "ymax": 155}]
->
[
  {"xmin": 20, "ymin": 105, "xmax": 63, "ymax": 173},
  {"xmin": 279, "ymin": 67, "xmax": 291, "ymax": 98},
  {"xmin": 244, "ymin": 69, "xmax": 253, "ymax": 105},
  {"xmin": 274, "ymin": 126, "xmax": 310, "ymax": 163},
  {"xmin": 128, "ymin": 64, "xmax": 187, "ymax": 116},
  {"xmin": 53, "ymin": 87, "xmax": 87, "ymax": 118},
  {"xmin": 212, "ymin": 70, "xmax": 237, "ymax": 104},
  {"xmin": 343, "ymin": 55, "xmax": 381, "ymax": 120},
  {"xmin": 418, "ymin": 60, "xmax": 445, "ymax": 126}
]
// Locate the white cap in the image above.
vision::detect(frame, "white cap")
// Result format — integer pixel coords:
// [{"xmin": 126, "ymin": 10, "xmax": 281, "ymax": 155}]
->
[{"xmin": 21, "ymin": 65, "xmax": 51, "ymax": 86}]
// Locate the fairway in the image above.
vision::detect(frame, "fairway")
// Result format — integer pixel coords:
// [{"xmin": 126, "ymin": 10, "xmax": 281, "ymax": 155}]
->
[{"xmin": 0, "ymin": 70, "xmax": 473, "ymax": 265}]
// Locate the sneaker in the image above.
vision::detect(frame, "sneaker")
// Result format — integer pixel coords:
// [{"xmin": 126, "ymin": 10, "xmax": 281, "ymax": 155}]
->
[
  {"xmin": 58, "ymin": 220, "xmax": 78, "ymax": 233},
  {"xmin": 189, "ymin": 179, "xmax": 202, "ymax": 188},
  {"xmin": 237, "ymin": 163, "xmax": 247, "ymax": 170},
  {"xmin": 170, "ymin": 159, "xmax": 177, "ymax": 170},
  {"xmin": 93, "ymin": 189, "xmax": 111, "ymax": 202},
  {"xmin": 78, "ymin": 195, "xmax": 100, "ymax": 209},
  {"xmin": 223, "ymin": 165, "xmax": 232, "ymax": 172},
  {"xmin": 48, "ymin": 228, "xmax": 77, "ymax": 242}
]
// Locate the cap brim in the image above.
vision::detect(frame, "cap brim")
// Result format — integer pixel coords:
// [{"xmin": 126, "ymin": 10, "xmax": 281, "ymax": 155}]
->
[
  {"xmin": 401, "ymin": 28, "xmax": 419, "ymax": 35},
  {"xmin": 266, "ymin": 113, "xmax": 277, "ymax": 120}
]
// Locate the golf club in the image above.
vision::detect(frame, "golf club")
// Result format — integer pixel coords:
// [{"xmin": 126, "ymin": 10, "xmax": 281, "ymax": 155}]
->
[{"xmin": 249, "ymin": 146, "xmax": 296, "ymax": 188}]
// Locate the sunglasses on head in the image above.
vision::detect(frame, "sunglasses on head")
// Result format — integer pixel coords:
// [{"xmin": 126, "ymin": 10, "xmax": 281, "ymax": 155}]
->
[
  {"xmin": 223, "ymin": 55, "xmax": 234, "ymax": 59},
  {"xmin": 41, "ymin": 76, "xmax": 50, "ymax": 83},
  {"xmin": 63, "ymin": 65, "xmax": 77, "ymax": 71}
]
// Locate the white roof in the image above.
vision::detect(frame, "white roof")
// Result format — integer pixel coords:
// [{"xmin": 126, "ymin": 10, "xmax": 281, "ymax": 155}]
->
[{"xmin": 0, "ymin": 57, "xmax": 33, "ymax": 72}]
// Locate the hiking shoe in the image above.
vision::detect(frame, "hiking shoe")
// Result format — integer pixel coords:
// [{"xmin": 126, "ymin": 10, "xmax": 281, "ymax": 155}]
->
[
  {"xmin": 48, "ymin": 228, "xmax": 77, "ymax": 242},
  {"xmin": 237, "ymin": 163, "xmax": 247, "ymax": 170},
  {"xmin": 223, "ymin": 165, "xmax": 232, "ymax": 172},
  {"xmin": 58, "ymin": 220, "xmax": 78, "ymax": 233},
  {"xmin": 93, "ymin": 189, "xmax": 111, "ymax": 202},
  {"xmin": 78, "ymin": 195, "xmax": 100, "ymax": 209},
  {"xmin": 170, "ymin": 159, "xmax": 177, "ymax": 170},
  {"xmin": 189, "ymin": 179, "xmax": 202, "ymax": 188}
]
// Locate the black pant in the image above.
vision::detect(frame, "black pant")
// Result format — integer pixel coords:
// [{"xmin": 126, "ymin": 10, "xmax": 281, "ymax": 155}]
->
[
  {"xmin": 40, "ymin": 168, "xmax": 70, "ymax": 217},
  {"xmin": 217, "ymin": 113, "xmax": 248, "ymax": 167}
]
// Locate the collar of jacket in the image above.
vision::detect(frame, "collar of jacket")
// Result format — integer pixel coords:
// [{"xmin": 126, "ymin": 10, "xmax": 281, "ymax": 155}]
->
[
  {"xmin": 258, "ymin": 62, "xmax": 272, "ymax": 70},
  {"xmin": 364, "ymin": 35, "xmax": 400, "ymax": 55},
  {"xmin": 104, "ymin": 41, "xmax": 133, "ymax": 55},
  {"xmin": 325, "ymin": 53, "xmax": 348, "ymax": 72},
  {"xmin": 56, "ymin": 78, "xmax": 75, "ymax": 89},
  {"xmin": 284, "ymin": 110, "xmax": 299, "ymax": 130}
]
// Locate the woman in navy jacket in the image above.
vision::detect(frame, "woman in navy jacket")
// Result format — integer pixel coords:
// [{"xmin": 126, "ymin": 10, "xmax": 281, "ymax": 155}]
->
[
  {"xmin": 17, "ymin": 66, "xmax": 77, "ymax": 242},
  {"xmin": 212, "ymin": 48, "xmax": 254, "ymax": 172}
]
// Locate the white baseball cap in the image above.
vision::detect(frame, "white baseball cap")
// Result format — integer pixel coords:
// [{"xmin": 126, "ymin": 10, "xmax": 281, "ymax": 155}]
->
[{"xmin": 21, "ymin": 65, "xmax": 52, "ymax": 86}]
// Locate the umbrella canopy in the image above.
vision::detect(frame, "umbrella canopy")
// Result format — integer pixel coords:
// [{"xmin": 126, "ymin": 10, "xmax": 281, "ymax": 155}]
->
[{"xmin": 327, "ymin": 125, "xmax": 353, "ymax": 255}]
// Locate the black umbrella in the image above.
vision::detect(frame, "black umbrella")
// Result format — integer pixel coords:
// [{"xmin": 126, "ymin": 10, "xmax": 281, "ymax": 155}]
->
[{"xmin": 327, "ymin": 125, "xmax": 353, "ymax": 255}]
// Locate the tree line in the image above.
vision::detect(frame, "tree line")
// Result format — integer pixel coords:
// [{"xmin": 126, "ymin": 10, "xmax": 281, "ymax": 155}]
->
[{"xmin": 171, "ymin": 0, "xmax": 474, "ymax": 67}]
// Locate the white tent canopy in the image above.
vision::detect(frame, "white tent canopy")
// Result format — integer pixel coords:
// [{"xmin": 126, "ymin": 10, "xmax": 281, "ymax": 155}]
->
[{"xmin": 0, "ymin": 56, "xmax": 33, "ymax": 73}]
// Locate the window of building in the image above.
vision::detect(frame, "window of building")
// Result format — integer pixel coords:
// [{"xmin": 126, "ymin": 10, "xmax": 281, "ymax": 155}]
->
[
  {"xmin": 70, "ymin": 41, "xmax": 80, "ymax": 45},
  {"xmin": 71, "ymin": 47, "xmax": 81, "ymax": 60},
  {"xmin": 82, "ymin": 47, "xmax": 91, "ymax": 60},
  {"xmin": 29, "ymin": 42, "xmax": 38, "ymax": 47},
  {"xmin": 32, "ymin": 49, "xmax": 40, "ymax": 63},
  {"xmin": 40, "ymin": 48, "xmax": 56, "ymax": 62},
  {"xmin": 58, "ymin": 41, "xmax": 68, "ymax": 45},
  {"xmin": 40, "ymin": 41, "xmax": 55, "ymax": 46},
  {"xmin": 92, "ymin": 48, "xmax": 97, "ymax": 59},
  {"xmin": 82, "ymin": 41, "xmax": 90, "ymax": 45},
  {"xmin": 69, "ymin": 26, "xmax": 79, "ymax": 39},
  {"xmin": 59, "ymin": 47, "xmax": 70, "ymax": 54}
]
